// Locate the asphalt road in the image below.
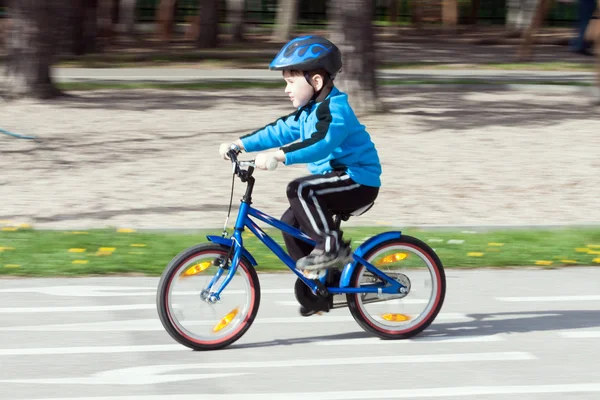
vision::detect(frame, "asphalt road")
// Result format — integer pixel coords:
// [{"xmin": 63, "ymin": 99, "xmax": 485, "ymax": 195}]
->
[{"xmin": 1, "ymin": 268, "xmax": 600, "ymax": 399}]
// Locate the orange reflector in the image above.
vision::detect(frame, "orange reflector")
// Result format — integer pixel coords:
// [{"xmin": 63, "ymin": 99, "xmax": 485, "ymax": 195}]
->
[
  {"xmin": 213, "ymin": 307, "xmax": 240, "ymax": 332},
  {"xmin": 376, "ymin": 252, "xmax": 407, "ymax": 265},
  {"xmin": 183, "ymin": 261, "xmax": 212, "ymax": 277},
  {"xmin": 381, "ymin": 313, "xmax": 411, "ymax": 322}
]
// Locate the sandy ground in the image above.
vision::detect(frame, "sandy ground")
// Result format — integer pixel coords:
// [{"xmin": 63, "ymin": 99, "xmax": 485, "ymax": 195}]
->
[{"xmin": 1, "ymin": 84, "xmax": 599, "ymax": 230}]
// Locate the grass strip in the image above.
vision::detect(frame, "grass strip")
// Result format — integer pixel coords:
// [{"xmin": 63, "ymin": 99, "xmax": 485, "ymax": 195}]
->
[{"xmin": 1, "ymin": 226, "xmax": 599, "ymax": 277}]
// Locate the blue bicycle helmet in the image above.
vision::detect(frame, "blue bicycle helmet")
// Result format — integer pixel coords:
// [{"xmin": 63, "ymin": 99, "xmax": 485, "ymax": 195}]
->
[{"xmin": 269, "ymin": 36, "xmax": 343, "ymax": 80}]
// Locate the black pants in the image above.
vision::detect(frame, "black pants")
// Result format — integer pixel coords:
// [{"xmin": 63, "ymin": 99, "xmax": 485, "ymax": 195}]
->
[{"xmin": 281, "ymin": 171, "xmax": 379, "ymax": 261}]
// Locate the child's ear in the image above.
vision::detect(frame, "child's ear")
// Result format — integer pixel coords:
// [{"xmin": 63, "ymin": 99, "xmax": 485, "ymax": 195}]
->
[{"xmin": 312, "ymin": 73, "xmax": 325, "ymax": 91}]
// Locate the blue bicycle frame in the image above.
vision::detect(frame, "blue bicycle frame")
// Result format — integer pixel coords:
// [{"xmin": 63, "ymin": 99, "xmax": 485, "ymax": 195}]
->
[{"xmin": 204, "ymin": 201, "xmax": 407, "ymax": 300}]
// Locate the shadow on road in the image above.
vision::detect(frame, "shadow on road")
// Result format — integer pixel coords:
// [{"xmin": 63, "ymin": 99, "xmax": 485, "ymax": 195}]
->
[
  {"xmin": 231, "ymin": 309, "xmax": 600, "ymax": 349},
  {"xmin": 427, "ymin": 309, "xmax": 600, "ymax": 336}
]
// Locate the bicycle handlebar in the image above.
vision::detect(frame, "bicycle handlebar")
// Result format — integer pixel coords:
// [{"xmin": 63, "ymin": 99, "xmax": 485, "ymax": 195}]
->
[{"xmin": 226, "ymin": 147, "xmax": 278, "ymax": 176}]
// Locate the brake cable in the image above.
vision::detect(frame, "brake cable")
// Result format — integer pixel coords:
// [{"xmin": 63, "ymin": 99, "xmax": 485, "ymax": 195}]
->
[{"xmin": 221, "ymin": 168, "xmax": 236, "ymax": 238}]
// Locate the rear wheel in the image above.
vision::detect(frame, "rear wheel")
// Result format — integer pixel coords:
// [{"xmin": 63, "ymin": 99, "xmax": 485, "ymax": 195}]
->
[
  {"xmin": 156, "ymin": 243, "xmax": 260, "ymax": 350},
  {"xmin": 347, "ymin": 235, "xmax": 445, "ymax": 339}
]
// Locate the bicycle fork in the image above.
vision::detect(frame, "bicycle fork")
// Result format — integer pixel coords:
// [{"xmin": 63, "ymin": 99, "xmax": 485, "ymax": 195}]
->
[{"xmin": 201, "ymin": 231, "xmax": 245, "ymax": 304}]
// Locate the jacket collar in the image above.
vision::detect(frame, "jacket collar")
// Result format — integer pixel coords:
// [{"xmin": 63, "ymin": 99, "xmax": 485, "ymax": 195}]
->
[{"xmin": 298, "ymin": 86, "xmax": 338, "ymax": 114}]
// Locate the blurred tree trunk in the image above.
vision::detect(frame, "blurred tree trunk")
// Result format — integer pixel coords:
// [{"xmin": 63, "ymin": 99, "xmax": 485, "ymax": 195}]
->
[
  {"xmin": 197, "ymin": 0, "xmax": 219, "ymax": 48},
  {"xmin": 119, "ymin": 0, "xmax": 137, "ymax": 35},
  {"xmin": 111, "ymin": 0, "xmax": 119, "ymax": 24},
  {"xmin": 71, "ymin": 0, "xmax": 98, "ymax": 55},
  {"xmin": 156, "ymin": 0, "xmax": 178, "ymax": 41},
  {"xmin": 329, "ymin": 0, "xmax": 384, "ymax": 114},
  {"xmin": 411, "ymin": 0, "xmax": 423, "ymax": 27},
  {"xmin": 388, "ymin": 0, "xmax": 398, "ymax": 23},
  {"xmin": 469, "ymin": 0, "xmax": 480, "ymax": 24},
  {"xmin": 227, "ymin": 0, "xmax": 245, "ymax": 42},
  {"xmin": 507, "ymin": 0, "xmax": 539, "ymax": 33},
  {"xmin": 517, "ymin": 0, "xmax": 552, "ymax": 60},
  {"xmin": 596, "ymin": 26, "xmax": 600, "ymax": 105},
  {"xmin": 273, "ymin": 0, "xmax": 298, "ymax": 41},
  {"xmin": 186, "ymin": 5, "xmax": 202, "ymax": 40},
  {"xmin": 97, "ymin": 0, "xmax": 114, "ymax": 49},
  {"xmin": 4, "ymin": 0, "xmax": 61, "ymax": 99},
  {"xmin": 442, "ymin": 0, "xmax": 458, "ymax": 31}
]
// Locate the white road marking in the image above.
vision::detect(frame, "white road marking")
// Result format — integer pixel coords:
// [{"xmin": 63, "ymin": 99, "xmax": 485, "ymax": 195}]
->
[
  {"xmin": 0, "ymin": 286, "xmax": 157, "ymax": 297},
  {"xmin": 18, "ymin": 382, "xmax": 600, "ymax": 399},
  {"xmin": 0, "ymin": 352, "xmax": 534, "ymax": 385},
  {"xmin": 0, "ymin": 286, "xmax": 291, "ymax": 297},
  {"xmin": 0, "ymin": 344, "xmax": 187, "ymax": 356},
  {"xmin": 316, "ymin": 335, "xmax": 504, "ymax": 345},
  {"xmin": 1, "ymin": 371, "xmax": 247, "ymax": 385},
  {"xmin": 496, "ymin": 295, "xmax": 600, "ymax": 302},
  {"xmin": 0, "ymin": 313, "xmax": 472, "ymax": 332},
  {"xmin": 0, "ymin": 304, "xmax": 156, "ymax": 313},
  {"xmin": 0, "ymin": 334, "xmax": 506, "ymax": 356},
  {"xmin": 559, "ymin": 331, "xmax": 600, "ymax": 338}
]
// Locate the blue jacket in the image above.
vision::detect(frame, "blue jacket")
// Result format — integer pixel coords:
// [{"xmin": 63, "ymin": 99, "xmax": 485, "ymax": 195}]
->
[{"xmin": 240, "ymin": 87, "xmax": 382, "ymax": 187}]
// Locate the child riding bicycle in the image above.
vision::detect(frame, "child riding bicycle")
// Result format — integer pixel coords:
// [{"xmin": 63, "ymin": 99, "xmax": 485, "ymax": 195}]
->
[{"xmin": 220, "ymin": 35, "xmax": 382, "ymax": 273}]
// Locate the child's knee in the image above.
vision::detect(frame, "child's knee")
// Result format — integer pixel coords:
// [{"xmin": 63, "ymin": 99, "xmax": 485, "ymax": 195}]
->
[{"xmin": 286, "ymin": 180, "xmax": 301, "ymax": 199}]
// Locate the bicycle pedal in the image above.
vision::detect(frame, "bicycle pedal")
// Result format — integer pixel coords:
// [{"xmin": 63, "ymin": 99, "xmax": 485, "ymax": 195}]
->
[{"xmin": 303, "ymin": 269, "xmax": 326, "ymax": 280}]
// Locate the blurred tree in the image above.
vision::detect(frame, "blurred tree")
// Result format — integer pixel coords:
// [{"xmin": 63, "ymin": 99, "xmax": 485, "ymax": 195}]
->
[
  {"xmin": 442, "ymin": 0, "xmax": 458, "ymax": 30},
  {"xmin": 273, "ymin": 0, "xmax": 299, "ymax": 42},
  {"xmin": 186, "ymin": 1, "xmax": 201, "ymax": 40},
  {"xmin": 197, "ymin": 0, "xmax": 219, "ymax": 48},
  {"xmin": 469, "ymin": 0, "xmax": 480, "ymax": 24},
  {"xmin": 156, "ymin": 0, "xmax": 178, "ymax": 41},
  {"xmin": 111, "ymin": 0, "xmax": 119, "ymax": 24},
  {"xmin": 388, "ymin": 0, "xmax": 398, "ymax": 23},
  {"xmin": 517, "ymin": 0, "xmax": 553, "ymax": 59},
  {"xmin": 411, "ymin": 0, "xmax": 424, "ymax": 27},
  {"xmin": 517, "ymin": 0, "xmax": 600, "ymax": 101},
  {"xmin": 227, "ymin": 0, "xmax": 246, "ymax": 42},
  {"xmin": 329, "ymin": 0, "xmax": 385, "ymax": 113},
  {"xmin": 4, "ymin": 0, "xmax": 61, "ymax": 98},
  {"xmin": 71, "ymin": 0, "xmax": 98, "ymax": 55},
  {"xmin": 507, "ymin": 0, "xmax": 539, "ymax": 33},
  {"xmin": 119, "ymin": 0, "xmax": 138, "ymax": 35},
  {"xmin": 97, "ymin": 0, "xmax": 115, "ymax": 48}
]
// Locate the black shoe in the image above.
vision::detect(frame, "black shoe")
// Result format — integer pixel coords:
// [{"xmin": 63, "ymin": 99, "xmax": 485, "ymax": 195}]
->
[
  {"xmin": 299, "ymin": 305, "xmax": 318, "ymax": 317},
  {"xmin": 296, "ymin": 242, "xmax": 353, "ymax": 272}
]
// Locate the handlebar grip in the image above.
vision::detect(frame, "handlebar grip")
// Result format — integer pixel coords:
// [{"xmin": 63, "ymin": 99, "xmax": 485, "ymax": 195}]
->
[{"xmin": 266, "ymin": 157, "xmax": 278, "ymax": 171}]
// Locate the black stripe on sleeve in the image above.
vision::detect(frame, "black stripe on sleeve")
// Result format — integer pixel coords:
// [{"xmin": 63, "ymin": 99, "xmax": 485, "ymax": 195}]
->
[{"xmin": 281, "ymin": 99, "xmax": 332, "ymax": 154}]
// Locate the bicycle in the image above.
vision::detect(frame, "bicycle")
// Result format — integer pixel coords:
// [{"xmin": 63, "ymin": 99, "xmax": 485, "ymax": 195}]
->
[{"xmin": 156, "ymin": 147, "xmax": 446, "ymax": 351}]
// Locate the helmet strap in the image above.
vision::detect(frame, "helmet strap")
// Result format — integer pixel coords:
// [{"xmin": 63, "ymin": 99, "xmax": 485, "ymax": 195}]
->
[{"xmin": 304, "ymin": 71, "xmax": 331, "ymax": 102}]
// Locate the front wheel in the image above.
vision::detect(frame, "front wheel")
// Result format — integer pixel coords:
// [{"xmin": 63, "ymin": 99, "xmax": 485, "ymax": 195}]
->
[
  {"xmin": 347, "ymin": 235, "xmax": 446, "ymax": 339},
  {"xmin": 156, "ymin": 243, "xmax": 261, "ymax": 350}
]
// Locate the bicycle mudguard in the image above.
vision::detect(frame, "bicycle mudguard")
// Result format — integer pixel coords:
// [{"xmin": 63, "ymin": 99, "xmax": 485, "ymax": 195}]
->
[
  {"xmin": 206, "ymin": 235, "xmax": 258, "ymax": 266},
  {"xmin": 339, "ymin": 231, "xmax": 402, "ymax": 288}
]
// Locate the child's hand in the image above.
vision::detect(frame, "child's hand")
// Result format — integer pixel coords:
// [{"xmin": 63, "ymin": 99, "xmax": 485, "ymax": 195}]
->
[
  {"xmin": 219, "ymin": 141, "xmax": 244, "ymax": 160},
  {"xmin": 219, "ymin": 143, "xmax": 234, "ymax": 160},
  {"xmin": 255, "ymin": 150, "xmax": 285, "ymax": 170}
]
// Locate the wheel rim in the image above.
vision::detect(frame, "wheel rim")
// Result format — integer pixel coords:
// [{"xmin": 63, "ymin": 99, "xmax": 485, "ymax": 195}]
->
[
  {"xmin": 165, "ymin": 250, "xmax": 255, "ymax": 345},
  {"xmin": 354, "ymin": 242, "xmax": 442, "ymax": 334}
]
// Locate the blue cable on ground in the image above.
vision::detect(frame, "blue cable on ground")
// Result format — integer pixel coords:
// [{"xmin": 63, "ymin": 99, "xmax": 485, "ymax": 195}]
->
[{"xmin": 0, "ymin": 127, "xmax": 37, "ymax": 140}]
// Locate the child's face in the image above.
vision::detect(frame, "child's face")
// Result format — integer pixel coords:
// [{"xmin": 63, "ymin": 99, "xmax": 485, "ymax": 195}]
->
[{"xmin": 283, "ymin": 70, "xmax": 314, "ymax": 108}]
